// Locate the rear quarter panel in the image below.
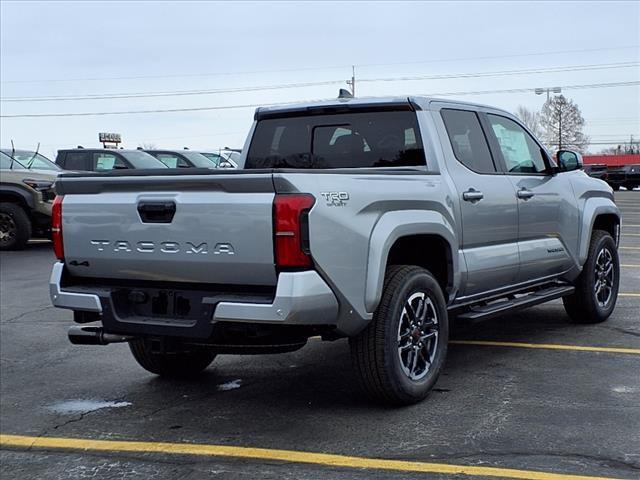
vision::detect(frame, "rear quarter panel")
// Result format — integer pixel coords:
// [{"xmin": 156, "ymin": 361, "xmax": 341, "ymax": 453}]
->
[{"xmin": 276, "ymin": 171, "xmax": 457, "ymax": 335}]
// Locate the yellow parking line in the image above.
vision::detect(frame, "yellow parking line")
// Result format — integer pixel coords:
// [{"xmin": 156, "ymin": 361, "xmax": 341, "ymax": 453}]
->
[
  {"xmin": 623, "ymin": 225, "xmax": 640, "ymax": 227},
  {"xmin": 0, "ymin": 434, "xmax": 620, "ymax": 480},
  {"xmin": 450, "ymin": 340, "xmax": 640, "ymax": 355},
  {"xmin": 621, "ymin": 264, "xmax": 640, "ymax": 267},
  {"xmin": 619, "ymin": 293, "xmax": 640, "ymax": 297},
  {"xmin": 622, "ymin": 233, "xmax": 640, "ymax": 236},
  {"xmin": 620, "ymin": 246, "xmax": 640, "ymax": 250}
]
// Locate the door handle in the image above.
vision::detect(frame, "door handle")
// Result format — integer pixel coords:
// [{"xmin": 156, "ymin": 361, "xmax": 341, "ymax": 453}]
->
[
  {"xmin": 517, "ymin": 188, "xmax": 535, "ymax": 200},
  {"xmin": 462, "ymin": 188, "xmax": 484, "ymax": 202},
  {"xmin": 137, "ymin": 201, "xmax": 176, "ymax": 223}
]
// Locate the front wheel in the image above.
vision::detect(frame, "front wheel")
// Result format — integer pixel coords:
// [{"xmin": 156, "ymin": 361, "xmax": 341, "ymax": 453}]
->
[
  {"xmin": 0, "ymin": 203, "xmax": 31, "ymax": 251},
  {"xmin": 350, "ymin": 265, "xmax": 449, "ymax": 405},
  {"xmin": 129, "ymin": 339, "xmax": 217, "ymax": 378},
  {"xmin": 563, "ymin": 230, "xmax": 619, "ymax": 323}
]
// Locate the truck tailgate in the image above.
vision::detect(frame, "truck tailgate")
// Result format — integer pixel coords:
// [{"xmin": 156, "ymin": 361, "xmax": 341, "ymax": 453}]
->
[{"xmin": 57, "ymin": 173, "xmax": 277, "ymax": 286}]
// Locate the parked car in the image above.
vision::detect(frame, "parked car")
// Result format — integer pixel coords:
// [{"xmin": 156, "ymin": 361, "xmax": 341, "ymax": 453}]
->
[
  {"xmin": 0, "ymin": 152, "xmax": 58, "ymax": 250},
  {"xmin": 55, "ymin": 148, "xmax": 167, "ymax": 172},
  {"xmin": 49, "ymin": 96, "xmax": 620, "ymax": 405},
  {"xmin": 1, "ymin": 149, "xmax": 62, "ymax": 172},
  {"xmin": 606, "ymin": 164, "xmax": 639, "ymax": 191},
  {"xmin": 144, "ymin": 149, "xmax": 217, "ymax": 169},
  {"xmin": 583, "ymin": 163, "xmax": 608, "ymax": 182}
]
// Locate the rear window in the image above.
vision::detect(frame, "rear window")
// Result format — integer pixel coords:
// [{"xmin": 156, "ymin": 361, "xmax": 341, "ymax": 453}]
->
[
  {"xmin": 246, "ymin": 110, "xmax": 426, "ymax": 169},
  {"xmin": 120, "ymin": 151, "xmax": 167, "ymax": 169}
]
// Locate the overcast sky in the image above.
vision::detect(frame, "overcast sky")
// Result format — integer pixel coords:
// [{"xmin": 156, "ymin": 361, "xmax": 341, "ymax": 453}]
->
[{"xmin": 1, "ymin": 1, "xmax": 638, "ymax": 158}]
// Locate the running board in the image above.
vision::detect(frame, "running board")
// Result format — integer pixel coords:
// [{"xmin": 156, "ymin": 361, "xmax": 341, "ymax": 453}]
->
[{"xmin": 455, "ymin": 285, "xmax": 574, "ymax": 322}]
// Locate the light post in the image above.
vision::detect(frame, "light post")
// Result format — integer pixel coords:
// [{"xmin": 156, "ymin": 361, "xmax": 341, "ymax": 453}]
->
[
  {"xmin": 535, "ymin": 87, "xmax": 562, "ymax": 149},
  {"xmin": 535, "ymin": 87, "xmax": 561, "ymax": 103}
]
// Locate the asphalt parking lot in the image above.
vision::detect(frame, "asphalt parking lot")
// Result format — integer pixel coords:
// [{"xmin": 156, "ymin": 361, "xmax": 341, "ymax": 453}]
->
[{"xmin": 1, "ymin": 191, "xmax": 639, "ymax": 480}]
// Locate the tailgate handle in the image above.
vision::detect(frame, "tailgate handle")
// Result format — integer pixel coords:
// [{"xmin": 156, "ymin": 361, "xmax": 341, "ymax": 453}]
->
[{"xmin": 137, "ymin": 201, "xmax": 176, "ymax": 223}]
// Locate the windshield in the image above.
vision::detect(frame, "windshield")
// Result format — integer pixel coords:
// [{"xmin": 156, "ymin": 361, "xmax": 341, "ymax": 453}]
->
[
  {"xmin": 246, "ymin": 110, "xmax": 425, "ymax": 169},
  {"xmin": 201, "ymin": 153, "xmax": 222, "ymax": 167},
  {"xmin": 182, "ymin": 151, "xmax": 216, "ymax": 168},
  {"xmin": 223, "ymin": 151, "xmax": 241, "ymax": 165},
  {"xmin": 120, "ymin": 151, "xmax": 168, "ymax": 169},
  {"xmin": 1, "ymin": 150, "xmax": 60, "ymax": 171},
  {"xmin": 0, "ymin": 152, "xmax": 26, "ymax": 170}
]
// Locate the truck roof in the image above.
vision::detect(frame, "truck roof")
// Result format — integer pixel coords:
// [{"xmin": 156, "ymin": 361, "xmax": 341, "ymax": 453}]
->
[
  {"xmin": 254, "ymin": 95, "xmax": 512, "ymax": 119},
  {"xmin": 58, "ymin": 148, "xmax": 145, "ymax": 153}
]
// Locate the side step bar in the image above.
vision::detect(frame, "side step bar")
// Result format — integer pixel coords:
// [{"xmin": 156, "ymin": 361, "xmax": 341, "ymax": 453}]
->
[{"xmin": 455, "ymin": 285, "xmax": 574, "ymax": 322}]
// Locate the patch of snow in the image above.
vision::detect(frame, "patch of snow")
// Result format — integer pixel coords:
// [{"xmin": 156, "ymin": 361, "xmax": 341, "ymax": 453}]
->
[
  {"xmin": 612, "ymin": 386, "xmax": 639, "ymax": 394},
  {"xmin": 217, "ymin": 379, "xmax": 242, "ymax": 391},
  {"xmin": 47, "ymin": 400, "xmax": 131, "ymax": 414}
]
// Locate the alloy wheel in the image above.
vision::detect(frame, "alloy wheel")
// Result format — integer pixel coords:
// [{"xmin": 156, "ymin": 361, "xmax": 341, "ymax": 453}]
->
[
  {"xmin": 594, "ymin": 247, "xmax": 615, "ymax": 308},
  {"xmin": 397, "ymin": 291, "xmax": 439, "ymax": 381},
  {"xmin": 0, "ymin": 212, "xmax": 17, "ymax": 248}
]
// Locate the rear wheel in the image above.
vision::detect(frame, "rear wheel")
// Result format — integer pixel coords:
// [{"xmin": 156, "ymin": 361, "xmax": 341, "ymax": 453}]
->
[
  {"xmin": 350, "ymin": 265, "xmax": 448, "ymax": 405},
  {"xmin": 611, "ymin": 184, "xmax": 620, "ymax": 191},
  {"xmin": 129, "ymin": 339, "xmax": 216, "ymax": 378},
  {"xmin": 624, "ymin": 183, "xmax": 637, "ymax": 191},
  {"xmin": 563, "ymin": 230, "xmax": 619, "ymax": 323},
  {"xmin": 0, "ymin": 203, "xmax": 31, "ymax": 251}
]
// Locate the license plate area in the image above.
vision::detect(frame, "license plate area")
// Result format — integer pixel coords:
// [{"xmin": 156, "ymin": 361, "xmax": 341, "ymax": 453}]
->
[{"xmin": 111, "ymin": 288, "xmax": 212, "ymax": 324}]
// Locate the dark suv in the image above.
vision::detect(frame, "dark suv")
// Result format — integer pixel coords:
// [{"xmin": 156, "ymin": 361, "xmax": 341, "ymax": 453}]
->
[{"xmin": 55, "ymin": 149, "xmax": 167, "ymax": 172}]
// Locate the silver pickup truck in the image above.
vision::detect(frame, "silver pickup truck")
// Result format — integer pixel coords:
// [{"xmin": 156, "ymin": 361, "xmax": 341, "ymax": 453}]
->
[{"xmin": 49, "ymin": 96, "xmax": 621, "ymax": 405}]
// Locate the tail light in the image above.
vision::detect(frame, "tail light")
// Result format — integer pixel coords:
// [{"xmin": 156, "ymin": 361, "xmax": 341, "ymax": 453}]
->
[
  {"xmin": 273, "ymin": 193, "xmax": 315, "ymax": 269},
  {"xmin": 52, "ymin": 195, "xmax": 64, "ymax": 261}
]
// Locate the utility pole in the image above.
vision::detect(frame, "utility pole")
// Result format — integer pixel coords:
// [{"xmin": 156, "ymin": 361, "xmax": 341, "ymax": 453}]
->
[
  {"xmin": 346, "ymin": 65, "xmax": 356, "ymax": 96},
  {"xmin": 558, "ymin": 105, "xmax": 562, "ymax": 150}
]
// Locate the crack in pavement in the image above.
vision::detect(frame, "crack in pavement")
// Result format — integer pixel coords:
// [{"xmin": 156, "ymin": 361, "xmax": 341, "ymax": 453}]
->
[
  {"xmin": 1, "ymin": 305, "xmax": 56, "ymax": 324},
  {"xmin": 428, "ymin": 449, "xmax": 640, "ymax": 473}
]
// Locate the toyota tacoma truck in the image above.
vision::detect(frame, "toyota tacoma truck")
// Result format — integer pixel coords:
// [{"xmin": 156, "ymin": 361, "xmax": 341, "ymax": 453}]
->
[{"xmin": 49, "ymin": 96, "xmax": 621, "ymax": 405}]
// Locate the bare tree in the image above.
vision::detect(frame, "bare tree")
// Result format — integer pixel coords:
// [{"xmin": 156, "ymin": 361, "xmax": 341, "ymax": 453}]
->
[
  {"xmin": 515, "ymin": 105, "xmax": 542, "ymax": 138},
  {"xmin": 139, "ymin": 142, "xmax": 157, "ymax": 150},
  {"xmin": 539, "ymin": 95, "xmax": 589, "ymax": 153}
]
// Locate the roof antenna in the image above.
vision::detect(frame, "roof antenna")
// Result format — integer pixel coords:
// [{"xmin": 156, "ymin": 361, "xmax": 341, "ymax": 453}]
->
[{"xmin": 338, "ymin": 88, "xmax": 353, "ymax": 99}]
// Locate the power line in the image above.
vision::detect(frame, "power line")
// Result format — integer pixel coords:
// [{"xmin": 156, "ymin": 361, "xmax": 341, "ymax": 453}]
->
[
  {"xmin": 0, "ymin": 80, "xmax": 345, "ymax": 102},
  {"xmin": 422, "ymin": 81, "xmax": 640, "ymax": 97},
  {"xmin": 2, "ymin": 62, "xmax": 637, "ymax": 103},
  {"xmin": 360, "ymin": 62, "xmax": 639, "ymax": 84},
  {"xmin": 2, "ymin": 81, "xmax": 638, "ymax": 119},
  {"xmin": 2, "ymin": 45, "xmax": 637, "ymax": 85}
]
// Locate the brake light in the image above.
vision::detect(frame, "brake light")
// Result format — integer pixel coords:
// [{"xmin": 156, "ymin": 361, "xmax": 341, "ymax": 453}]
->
[
  {"xmin": 52, "ymin": 195, "xmax": 64, "ymax": 261},
  {"xmin": 273, "ymin": 194, "xmax": 315, "ymax": 269}
]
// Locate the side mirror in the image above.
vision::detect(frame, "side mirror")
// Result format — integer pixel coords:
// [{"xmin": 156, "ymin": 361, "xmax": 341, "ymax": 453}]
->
[{"xmin": 556, "ymin": 150, "xmax": 583, "ymax": 172}]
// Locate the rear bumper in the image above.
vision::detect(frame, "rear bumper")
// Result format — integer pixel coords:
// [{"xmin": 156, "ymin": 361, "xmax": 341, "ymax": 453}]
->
[
  {"xmin": 49, "ymin": 262, "xmax": 339, "ymax": 337},
  {"xmin": 212, "ymin": 270, "xmax": 338, "ymax": 325},
  {"xmin": 50, "ymin": 262, "xmax": 102, "ymax": 312}
]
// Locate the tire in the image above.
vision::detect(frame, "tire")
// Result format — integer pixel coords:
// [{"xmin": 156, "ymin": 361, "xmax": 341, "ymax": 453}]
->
[
  {"xmin": 129, "ymin": 339, "xmax": 216, "ymax": 378},
  {"xmin": 350, "ymin": 265, "xmax": 449, "ymax": 405},
  {"xmin": 563, "ymin": 230, "xmax": 619, "ymax": 324},
  {"xmin": 0, "ymin": 203, "xmax": 31, "ymax": 251},
  {"xmin": 624, "ymin": 183, "xmax": 636, "ymax": 191},
  {"xmin": 611, "ymin": 184, "xmax": 620, "ymax": 191}
]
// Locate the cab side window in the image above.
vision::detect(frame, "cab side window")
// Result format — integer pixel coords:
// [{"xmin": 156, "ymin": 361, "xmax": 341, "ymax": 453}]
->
[
  {"xmin": 64, "ymin": 152, "xmax": 90, "ymax": 171},
  {"xmin": 94, "ymin": 152, "xmax": 127, "ymax": 171},
  {"xmin": 441, "ymin": 109, "xmax": 496, "ymax": 174},
  {"xmin": 486, "ymin": 115, "xmax": 547, "ymax": 174}
]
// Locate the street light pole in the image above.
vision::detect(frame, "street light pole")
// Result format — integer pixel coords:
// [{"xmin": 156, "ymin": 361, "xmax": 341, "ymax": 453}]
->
[{"xmin": 535, "ymin": 87, "xmax": 562, "ymax": 103}]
